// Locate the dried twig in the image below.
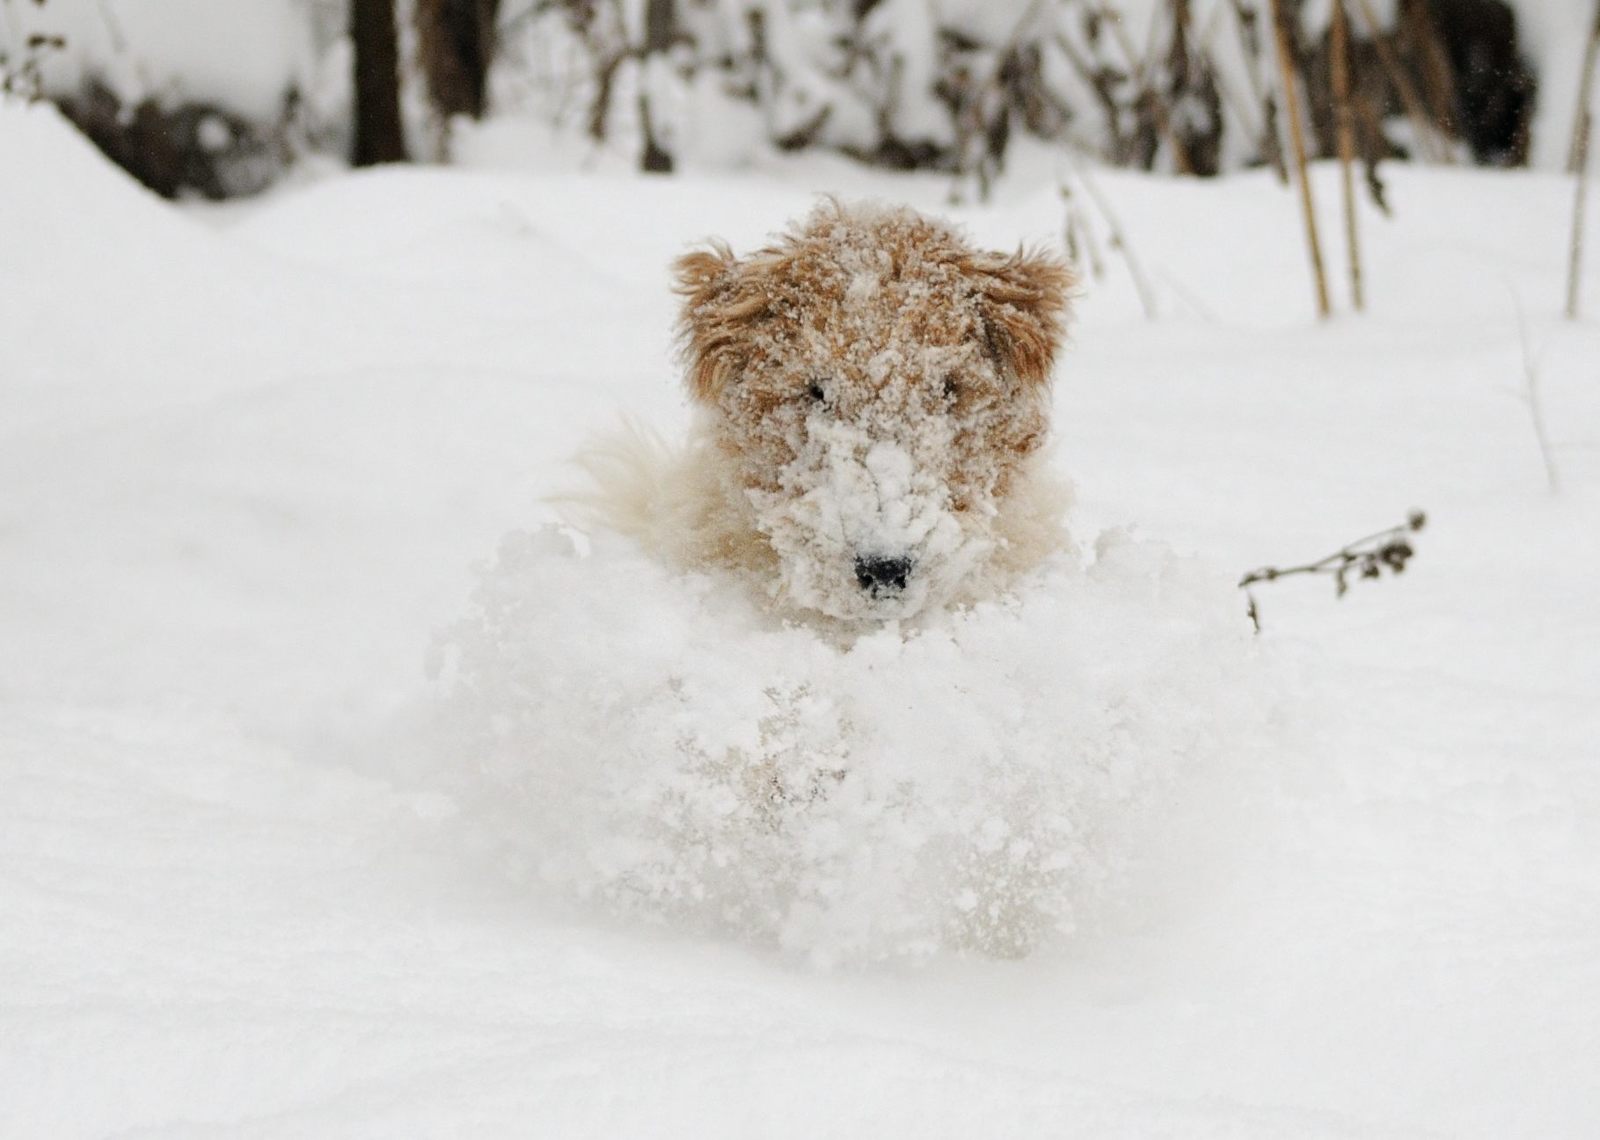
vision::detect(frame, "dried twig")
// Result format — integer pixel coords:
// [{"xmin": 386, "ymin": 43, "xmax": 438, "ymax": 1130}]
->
[
  {"xmin": 1569, "ymin": 2, "xmax": 1600, "ymax": 319},
  {"xmin": 1569, "ymin": 1, "xmax": 1600, "ymax": 175},
  {"xmin": 0, "ymin": 33, "xmax": 64, "ymax": 100},
  {"xmin": 1512, "ymin": 297, "xmax": 1562, "ymax": 493},
  {"xmin": 1270, "ymin": 0, "xmax": 1331, "ymax": 319},
  {"xmin": 1059, "ymin": 180, "xmax": 1109, "ymax": 281},
  {"xmin": 1240, "ymin": 510, "xmax": 1427, "ymax": 632},
  {"xmin": 1570, "ymin": 119, "xmax": 1593, "ymax": 322},
  {"xmin": 1065, "ymin": 156, "xmax": 1159, "ymax": 318},
  {"xmin": 1331, "ymin": 0, "xmax": 1364, "ymax": 311}
]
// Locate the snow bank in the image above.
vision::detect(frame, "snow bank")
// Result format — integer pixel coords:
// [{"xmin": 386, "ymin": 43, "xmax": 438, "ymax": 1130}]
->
[
  {"xmin": 429, "ymin": 522, "xmax": 1272, "ymax": 967},
  {"xmin": 1, "ymin": 99, "xmax": 188, "ymax": 241}
]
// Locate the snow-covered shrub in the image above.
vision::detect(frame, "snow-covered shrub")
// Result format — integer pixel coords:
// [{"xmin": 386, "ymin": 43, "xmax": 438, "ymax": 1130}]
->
[
  {"xmin": 487, "ymin": 0, "xmax": 1553, "ymax": 182},
  {"xmin": 55, "ymin": 81, "xmax": 286, "ymax": 199},
  {"xmin": 0, "ymin": 0, "xmax": 336, "ymax": 196},
  {"xmin": 428, "ymin": 523, "xmax": 1273, "ymax": 967}
]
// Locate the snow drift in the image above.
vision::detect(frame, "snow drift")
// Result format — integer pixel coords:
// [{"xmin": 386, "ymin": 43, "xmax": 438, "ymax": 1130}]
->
[{"xmin": 428, "ymin": 522, "xmax": 1273, "ymax": 967}]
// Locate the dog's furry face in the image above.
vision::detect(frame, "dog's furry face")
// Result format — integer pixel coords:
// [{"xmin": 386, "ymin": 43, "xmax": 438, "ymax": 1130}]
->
[{"xmin": 675, "ymin": 203, "xmax": 1073, "ymax": 622}]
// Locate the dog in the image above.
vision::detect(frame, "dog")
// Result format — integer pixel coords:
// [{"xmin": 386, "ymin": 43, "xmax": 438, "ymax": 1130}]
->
[{"xmin": 575, "ymin": 201, "xmax": 1076, "ymax": 625}]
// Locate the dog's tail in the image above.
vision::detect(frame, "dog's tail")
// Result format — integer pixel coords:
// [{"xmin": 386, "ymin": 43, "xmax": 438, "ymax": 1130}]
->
[
  {"xmin": 554, "ymin": 418, "xmax": 772, "ymax": 575},
  {"xmin": 551, "ymin": 417, "xmax": 681, "ymax": 540}
]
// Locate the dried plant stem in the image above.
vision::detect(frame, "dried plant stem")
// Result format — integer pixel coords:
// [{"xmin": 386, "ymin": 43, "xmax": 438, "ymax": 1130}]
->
[
  {"xmin": 1331, "ymin": 0, "xmax": 1364, "ymax": 312},
  {"xmin": 1572, "ymin": 105, "xmax": 1594, "ymax": 322},
  {"xmin": 1239, "ymin": 510, "xmax": 1427, "ymax": 632},
  {"xmin": 1350, "ymin": 0, "xmax": 1447, "ymax": 164},
  {"xmin": 1567, "ymin": 2, "xmax": 1600, "ymax": 174},
  {"xmin": 1070, "ymin": 157, "xmax": 1160, "ymax": 319},
  {"xmin": 1270, "ymin": 0, "xmax": 1331, "ymax": 319},
  {"xmin": 1059, "ymin": 182, "xmax": 1109, "ymax": 281},
  {"xmin": 1513, "ymin": 299, "xmax": 1562, "ymax": 493},
  {"xmin": 1569, "ymin": 4, "xmax": 1600, "ymax": 319}
]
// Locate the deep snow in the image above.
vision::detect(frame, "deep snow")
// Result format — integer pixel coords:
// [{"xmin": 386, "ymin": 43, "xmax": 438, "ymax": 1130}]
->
[
  {"xmin": 432, "ymin": 523, "xmax": 1272, "ymax": 967},
  {"xmin": 3, "ymin": 98, "xmax": 1600, "ymax": 1136}
]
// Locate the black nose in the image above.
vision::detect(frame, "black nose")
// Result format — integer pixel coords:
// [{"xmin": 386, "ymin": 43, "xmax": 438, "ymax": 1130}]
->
[{"xmin": 854, "ymin": 555, "xmax": 913, "ymax": 594}]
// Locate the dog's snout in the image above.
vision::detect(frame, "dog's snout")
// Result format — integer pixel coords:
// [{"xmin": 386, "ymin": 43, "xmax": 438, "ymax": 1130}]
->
[{"xmin": 854, "ymin": 555, "xmax": 913, "ymax": 595}]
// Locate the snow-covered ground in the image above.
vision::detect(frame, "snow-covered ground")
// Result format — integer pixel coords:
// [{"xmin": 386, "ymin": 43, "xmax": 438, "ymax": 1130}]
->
[{"xmin": 3, "ymin": 98, "xmax": 1599, "ymax": 1136}]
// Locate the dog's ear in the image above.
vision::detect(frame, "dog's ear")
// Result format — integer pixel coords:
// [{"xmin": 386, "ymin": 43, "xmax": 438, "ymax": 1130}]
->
[
  {"xmin": 673, "ymin": 242, "xmax": 778, "ymax": 404},
  {"xmin": 965, "ymin": 248, "xmax": 1075, "ymax": 389}
]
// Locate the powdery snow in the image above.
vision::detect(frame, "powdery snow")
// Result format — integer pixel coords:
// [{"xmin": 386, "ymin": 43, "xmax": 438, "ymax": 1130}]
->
[
  {"xmin": 429, "ymin": 525, "xmax": 1271, "ymax": 967},
  {"xmin": 2, "ymin": 97, "xmax": 1599, "ymax": 1136}
]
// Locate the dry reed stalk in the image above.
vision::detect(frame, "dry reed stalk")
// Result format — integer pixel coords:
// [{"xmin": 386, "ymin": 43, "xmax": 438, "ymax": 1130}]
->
[
  {"xmin": 1070, "ymin": 157, "xmax": 1160, "ymax": 319},
  {"xmin": 1570, "ymin": 2, "xmax": 1600, "ymax": 174},
  {"xmin": 1569, "ymin": 97, "xmax": 1593, "ymax": 321},
  {"xmin": 1331, "ymin": 0, "xmax": 1364, "ymax": 311},
  {"xmin": 1270, "ymin": 0, "xmax": 1331, "ymax": 318}
]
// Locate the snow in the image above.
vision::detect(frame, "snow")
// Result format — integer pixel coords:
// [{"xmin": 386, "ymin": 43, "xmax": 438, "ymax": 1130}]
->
[
  {"xmin": 2, "ymin": 0, "xmax": 313, "ymax": 119},
  {"xmin": 432, "ymin": 525, "xmax": 1270, "ymax": 966},
  {"xmin": 1511, "ymin": 0, "xmax": 1600, "ymax": 169},
  {"xmin": 3, "ymin": 95, "xmax": 1600, "ymax": 1135},
  {"xmin": 5, "ymin": 0, "xmax": 1590, "ymax": 179}
]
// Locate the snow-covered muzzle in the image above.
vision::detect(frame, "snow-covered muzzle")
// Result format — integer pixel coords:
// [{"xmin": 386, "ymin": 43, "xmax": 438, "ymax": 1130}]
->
[
  {"xmin": 744, "ymin": 385, "xmax": 998, "ymax": 621},
  {"xmin": 676, "ymin": 203, "xmax": 1073, "ymax": 623}
]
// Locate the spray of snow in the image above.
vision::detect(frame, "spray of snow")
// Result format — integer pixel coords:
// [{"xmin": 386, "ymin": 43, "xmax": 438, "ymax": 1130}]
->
[{"xmin": 427, "ymin": 522, "xmax": 1273, "ymax": 967}]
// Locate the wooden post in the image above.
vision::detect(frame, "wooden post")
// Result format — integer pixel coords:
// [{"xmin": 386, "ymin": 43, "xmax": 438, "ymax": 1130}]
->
[
  {"xmin": 1332, "ymin": 0, "xmax": 1364, "ymax": 311},
  {"xmin": 1271, "ymin": 0, "xmax": 1331, "ymax": 319}
]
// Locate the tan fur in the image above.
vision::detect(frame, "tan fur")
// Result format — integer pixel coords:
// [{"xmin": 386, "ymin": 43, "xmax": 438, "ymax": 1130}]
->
[{"xmin": 574, "ymin": 201, "xmax": 1077, "ymax": 624}]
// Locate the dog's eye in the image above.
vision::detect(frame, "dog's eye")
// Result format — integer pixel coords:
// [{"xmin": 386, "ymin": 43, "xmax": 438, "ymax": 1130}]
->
[
  {"xmin": 806, "ymin": 381, "xmax": 828, "ymax": 404},
  {"xmin": 941, "ymin": 375, "xmax": 961, "ymax": 402}
]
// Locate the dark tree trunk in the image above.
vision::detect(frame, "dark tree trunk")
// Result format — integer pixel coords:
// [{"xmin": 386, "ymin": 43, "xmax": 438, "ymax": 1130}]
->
[
  {"xmin": 639, "ymin": 0, "xmax": 675, "ymax": 173},
  {"xmin": 417, "ymin": 0, "xmax": 501, "ymax": 122},
  {"xmin": 352, "ymin": 0, "xmax": 409, "ymax": 165}
]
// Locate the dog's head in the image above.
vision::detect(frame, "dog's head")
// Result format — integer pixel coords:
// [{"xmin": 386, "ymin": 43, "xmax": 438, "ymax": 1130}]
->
[{"xmin": 675, "ymin": 202, "xmax": 1073, "ymax": 622}]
